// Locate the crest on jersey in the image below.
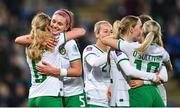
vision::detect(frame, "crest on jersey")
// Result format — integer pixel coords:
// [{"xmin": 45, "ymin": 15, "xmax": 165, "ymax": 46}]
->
[
  {"xmin": 58, "ymin": 44, "xmax": 66, "ymax": 55},
  {"xmin": 86, "ymin": 47, "xmax": 92, "ymax": 51},
  {"xmin": 115, "ymin": 50, "xmax": 122, "ymax": 56}
]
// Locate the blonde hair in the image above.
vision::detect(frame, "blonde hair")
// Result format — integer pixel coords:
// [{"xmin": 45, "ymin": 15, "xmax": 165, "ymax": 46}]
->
[
  {"xmin": 139, "ymin": 14, "xmax": 153, "ymax": 25},
  {"xmin": 94, "ymin": 20, "xmax": 112, "ymax": 33},
  {"xmin": 136, "ymin": 20, "xmax": 163, "ymax": 53},
  {"xmin": 113, "ymin": 15, "xmax": 139, "ymax": 39},
  {"xmin": 27, "ymin": 12, "xmax": 55, "ymax": 61}
]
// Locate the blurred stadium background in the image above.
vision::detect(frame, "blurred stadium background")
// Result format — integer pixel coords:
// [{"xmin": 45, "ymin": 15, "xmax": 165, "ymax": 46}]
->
[{"xmin": 0, "ymin": 0, "xmax": 179, "ymax": 107}]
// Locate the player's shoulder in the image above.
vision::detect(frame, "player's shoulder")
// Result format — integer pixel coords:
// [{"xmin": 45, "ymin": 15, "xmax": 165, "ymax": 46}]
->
[
  {"xmin": 64, "ymin": 39, "xmax": 77, "ymax": 47},
  {"xmin": 66, "ymin": 39, "xmax": 76, "ymax": 43},
  {"xmin": 148, "ymin": 44, "xmax": 166, "ymax": 54},
  {"xmin": 83, "ymin": 44, "xmax": 95, "ymax": 52},
  {"xmin": 111, "ymin": 49, "xmax": 126, "ymax": 57}
]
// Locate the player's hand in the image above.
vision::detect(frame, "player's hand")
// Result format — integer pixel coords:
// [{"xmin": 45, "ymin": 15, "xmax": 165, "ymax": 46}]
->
[
  {"xmin": 99, "ymin": 34, "xmax": 104, "ymax": 41},
  {"xmin": 36, "ymin": 61, "xmax": 56, "ymax": 76},
  {"xmin": 46, "ymin": 38, "xmax": 57, "ymax": 50},
  {"xmin": 129, "ymin": 80, "xmax": 144, "ymax": 88},
  {"xmin": 154, "ymin": 75, "xmax": 162, "ymax": 85},
  {"xmin": 106, "ymin": 85, "xmax": 111, "ymax": 101}
]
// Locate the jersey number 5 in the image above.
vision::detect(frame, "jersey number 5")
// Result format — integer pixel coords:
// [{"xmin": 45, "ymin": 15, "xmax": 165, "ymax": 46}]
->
[{"xmin": 32, "ymin": 60, "xmax": 47, "ymax": 83}]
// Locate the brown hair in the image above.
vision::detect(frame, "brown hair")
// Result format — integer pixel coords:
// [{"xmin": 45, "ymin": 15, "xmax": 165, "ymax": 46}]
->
[{"xmin": 53, "ymin": 9, "xmax": 74, "ymax": 31}]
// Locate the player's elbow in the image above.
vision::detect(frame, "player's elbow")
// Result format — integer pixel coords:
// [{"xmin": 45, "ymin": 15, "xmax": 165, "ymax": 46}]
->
[
  {"xmin": 164, "ymin": 78, "xmax": 168, "ymax": 82},
  {"xmin": 159, "ymin": 75, "xmax": 168, "ymax": 82},
  {"xmin": 15, "ymin": 37, "xmax": 20, "ymax": 44},
  {"xmin": 162, "ymin": 77, "xmax": 168, "ymax": 82},
  {"xmin": 168, "ymin": 67, "xmax": 173, "ymax": 73}
]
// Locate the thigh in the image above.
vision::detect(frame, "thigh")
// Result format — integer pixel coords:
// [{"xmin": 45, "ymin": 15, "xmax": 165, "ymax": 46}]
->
[
  {"xmin": 152, "ymin": 87, "xmax": 165, "ymax": 107},
  {"xmin": 129, "ymin": 86, "xmax": 153, "ymax": 107},
  {"xmin": 63, "ymin": 92, "xmax": 87, "ymax": 107},
  {"xmin": 36, "ymin": 96, "xmax": 63, "ymax": 107}
]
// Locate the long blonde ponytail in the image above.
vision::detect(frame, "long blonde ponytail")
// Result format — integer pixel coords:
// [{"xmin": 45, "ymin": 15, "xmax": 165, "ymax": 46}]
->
[
  {"xmin": 26, "ymin": 12, "xmax": 55, "ymax": 61},
  {"xmin": 136, "ymin": 32, "xmax": 155, "ymax": 53},
  {"xmin": 113, "ymin": 20, "xmax": 122, "ymax": 39},
  {"xmin": 136, "ymin": 20, "xmax": 163, "ymax": 53}
]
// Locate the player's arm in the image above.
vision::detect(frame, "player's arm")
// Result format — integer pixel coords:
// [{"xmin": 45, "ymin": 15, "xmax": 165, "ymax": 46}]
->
[
  {"xmin": 163, "ymin": 49, "xmax": 173, "ymax": 72},
  {"xmin": 130, "ymin": 66, "xmax": 168, "ymax": 88},
  {"xmin": 15, "ymin": 34, "xmax": 58, "ymax": 50},
  {"xmin": 15, "ymin": 34, "xmax": 33, "ymax": 45},
  {"xmin": 164, "ymin": 60, "xmax": 173, "ymax": 72},
  {"xmin": 158, "ymin": 65, "xmax": 168, "ymax": 82},
  {"xmin": 113, "ymin": 51, "xmax": 159, "ymax": 82},
  {"xmin": 100, "ymin": 35, "xmax": 119, "ymax": 49},
  {"xmin": 15, "ymin": 27, "xmax": 86, "ymax": 46},
  {"xmin": 106, "ymin": 84, "xmax": 111, "ymax": 101},
  {"xmin": 36, "ymin": 60, "xmax": 82, "ymax": 77},
  {"xmin": 119, "ymin": 60, "xmax": 159, "ymax": 82},
  {"xmin": 66, "ymin": 60, "xmax": 82, "ymax": 77},
  {"xmin": 143, "ymin": 65, "xmax": 168, "ymax": 84},
  {"xmin": 36, "ymin": 40, "xmax": 82, "ymax": 77},
  {"xmin": 85, "ymin": 53, "xmax": 107, "ymax": 67},
  {"xmin": 64, "ymin": 40, "xmax": 82, "ymax": 77},
  {"xmin": 66, "ymin": 27, "xmax": 86, "ymax": 40}
]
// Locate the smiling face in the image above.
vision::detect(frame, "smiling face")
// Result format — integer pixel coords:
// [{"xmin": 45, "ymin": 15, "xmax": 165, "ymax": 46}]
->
[
  {"xmin": 50, "ymin": 14, "xmax": 68, "ymax": 34},
  {"xmin": 50, "ymin": 9, "xmax": 73, "ymax": 34}
]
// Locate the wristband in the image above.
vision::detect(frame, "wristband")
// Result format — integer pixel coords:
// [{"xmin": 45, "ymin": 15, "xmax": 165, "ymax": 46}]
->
[
  {"xmin": 60, "ymin": 69, "xmax": 68, "ymax": 77},
  {"xmin": 144, "ymin": 81, "xmax": 151, "ymax": 85}
]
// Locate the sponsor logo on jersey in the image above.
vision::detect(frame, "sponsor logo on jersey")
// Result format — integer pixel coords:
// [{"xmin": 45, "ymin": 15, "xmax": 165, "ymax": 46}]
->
[
  {"xmin": 53, "ymin": 31, "xmax": 61, "ymax": 36},
  {"xmin": 115, "ymin": 50, "xmax": 122, "ymax": 56},
  {"xmin": 86, "ymin": 47, "xmax": 92, "ymax": 51}
]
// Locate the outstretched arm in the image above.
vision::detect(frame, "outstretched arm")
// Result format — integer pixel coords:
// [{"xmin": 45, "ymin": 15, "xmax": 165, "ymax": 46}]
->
[
  {"xmin": 119, "ymin": 59, "xmax": 159, "ymax": 82},
  {"xmin": 15, "ymin": 34, "xmax": 33, "ymax": 46},
  {"xmin": 36, "ymin": 60, "xmax": 82, "ymax": 77},
  {"xmin": 100, "ymin": 35, "xmax": 119, "ymax": 49},
  {"xmin": 66, "ymin": 27, "xmax": 86, "ymax": 40},
  {"xmin": 15, "ymin": 27, "xmax": 86, "ymax": 46},
  {"xmin": 130, "ymin": 66, "xmax": 168, "ymax": 88},
  {"xmin": 113, "ymin": 51, "xmax": 159, "ymax": 82}
]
